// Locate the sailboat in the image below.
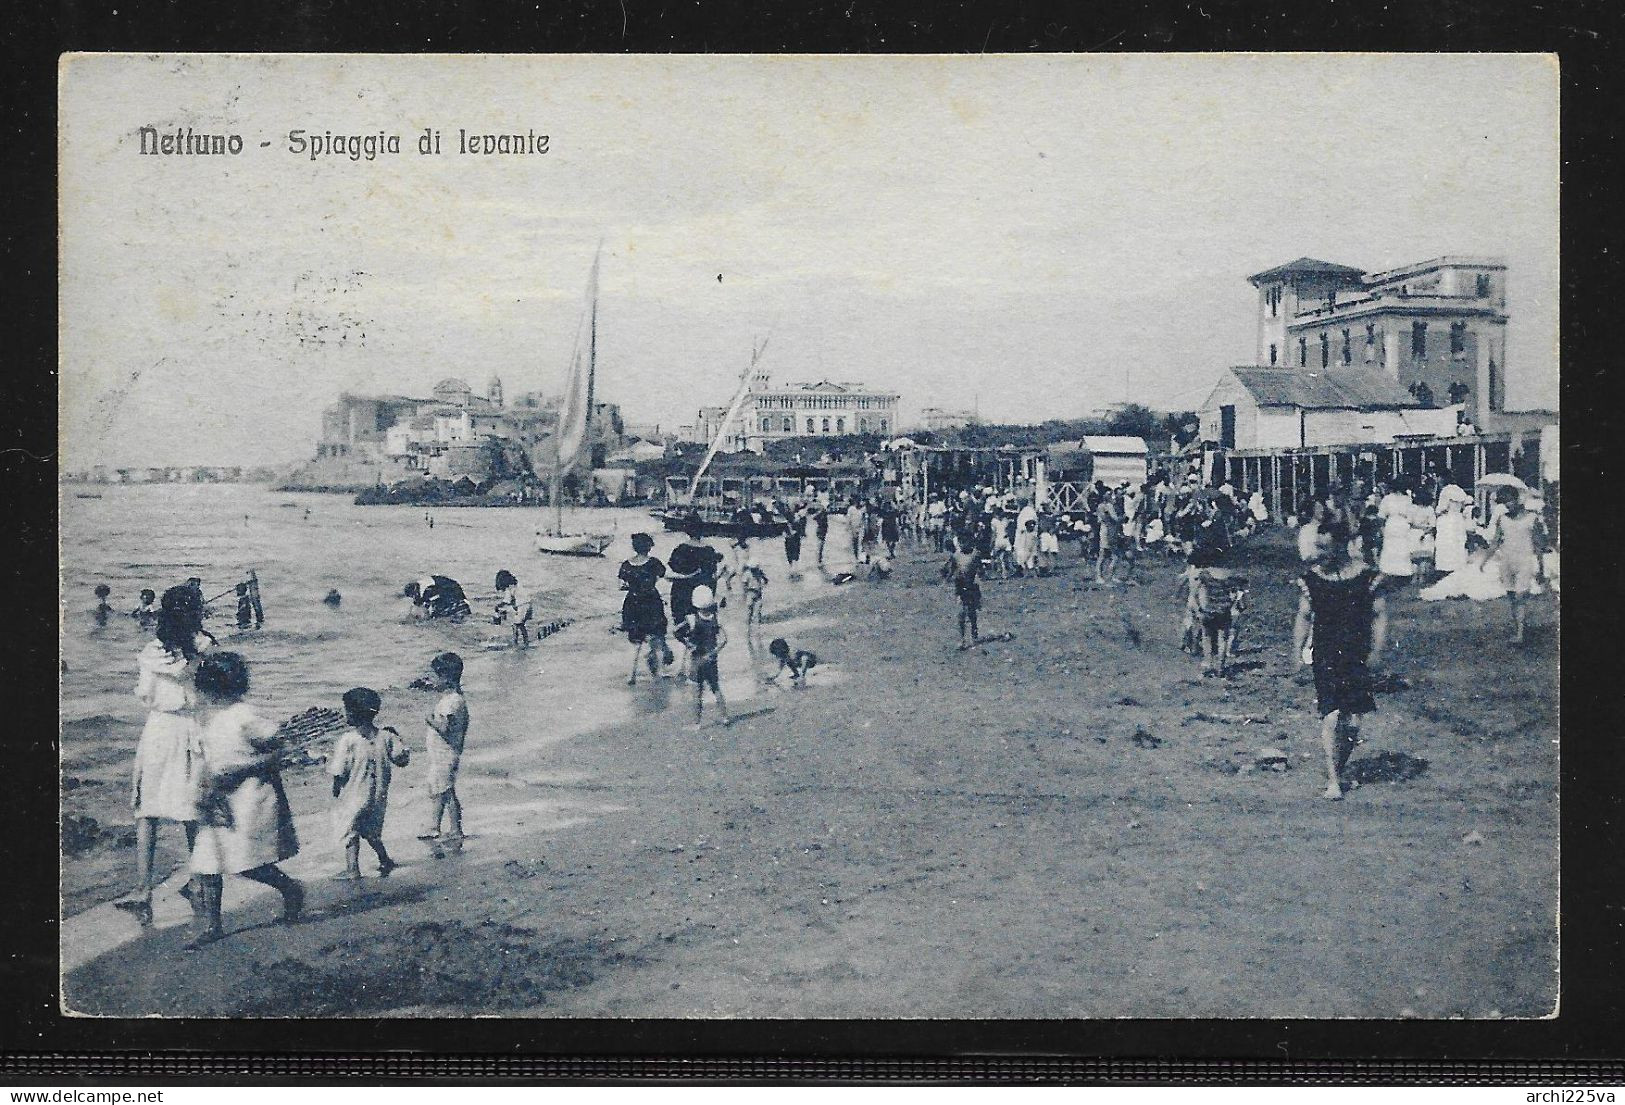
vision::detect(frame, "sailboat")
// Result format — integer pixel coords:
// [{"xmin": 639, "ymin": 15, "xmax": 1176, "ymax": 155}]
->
[
  {"xmin": 649, "ymin": 340, "xmax": 787, "ymax": 539},
  {"xmin": 535, "ymin": 248, "xmax": 615, "ymax": 558}
]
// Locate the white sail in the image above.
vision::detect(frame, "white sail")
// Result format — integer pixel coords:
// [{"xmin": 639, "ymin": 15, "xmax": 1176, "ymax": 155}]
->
[
  {"xmin": 552, "ymin": 248, "xmax": 601, "ymax": 476},
  {"xmin": 553, "ymin": 344, "xmax": 590, "ymax": 475},
  {"xmin": 685, "ymin": 339, "xmax": 767, "ymax": 504}
]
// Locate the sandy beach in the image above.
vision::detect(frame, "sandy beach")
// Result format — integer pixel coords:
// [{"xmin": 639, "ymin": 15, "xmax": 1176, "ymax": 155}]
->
[{"xmin": 60, "ymin": 529, "xmax": 1558, "ymax": 1019}]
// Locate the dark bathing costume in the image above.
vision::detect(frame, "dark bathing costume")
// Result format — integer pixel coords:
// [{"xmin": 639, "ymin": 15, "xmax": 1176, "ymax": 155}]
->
[{"xmin": 618, "ymin": 557, "xmax": 668, "ymax": 644}]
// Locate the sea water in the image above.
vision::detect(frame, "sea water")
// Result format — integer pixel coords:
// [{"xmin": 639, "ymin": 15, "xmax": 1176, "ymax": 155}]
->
[{"xmin": 59, "ymin": 483, "xmax": 780, "ymax": 735}]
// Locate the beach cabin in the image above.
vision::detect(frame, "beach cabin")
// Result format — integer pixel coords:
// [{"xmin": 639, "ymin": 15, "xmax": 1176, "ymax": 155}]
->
[
  {"xmin": 1198, "ymin": 367, "xmax": 1458, "ymax": 451},
  {"xmin": 1036, "ymin": 436, "xmax": 1149, "ymax": 512}
]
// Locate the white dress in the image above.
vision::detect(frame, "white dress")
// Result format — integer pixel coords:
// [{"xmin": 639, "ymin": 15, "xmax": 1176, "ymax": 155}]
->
[
  {"xmin": 330, "ymin": 728, "xmax": 410, "ymax": 845},
  {"xmin": 190, "ymin": 702, "xmax": 299, "ymax": 875},
  {"xmin": 1377, "ymin": 493, "xmax": 1416, "ymax": 576},
  {"xmin": 1433, "ymin": 502, "xmax": 1470, "ymax": 574},
  {"xmin": 130, "ymin": 639, "xmax": 205, "ymax": 822},
  {"xmin": 1418, "ymin": 551, "xmax": 1508, "ymax": 602}
]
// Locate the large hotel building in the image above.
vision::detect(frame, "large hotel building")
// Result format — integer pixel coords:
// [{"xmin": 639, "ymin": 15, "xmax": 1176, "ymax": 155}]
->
[{"xmin": 692, "ymin": 372, "xmax": 901, "ymax": 452}]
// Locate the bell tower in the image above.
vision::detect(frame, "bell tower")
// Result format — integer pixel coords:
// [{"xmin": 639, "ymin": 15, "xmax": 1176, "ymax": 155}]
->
[{"xmin": 487, "ymin": 375, "xmax": 504, "ymax": 408}]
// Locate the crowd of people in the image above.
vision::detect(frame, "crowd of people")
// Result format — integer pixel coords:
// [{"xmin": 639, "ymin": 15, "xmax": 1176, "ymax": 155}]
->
[{"xmin": 94, "ymin": 461, "xmax": 1555, "ymax": 947}]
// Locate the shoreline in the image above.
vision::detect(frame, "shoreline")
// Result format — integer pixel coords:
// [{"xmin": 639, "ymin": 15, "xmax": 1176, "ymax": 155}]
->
[{"xmin": 61, "ymin": 528, "xmax": 1558, "ymax": 1018}]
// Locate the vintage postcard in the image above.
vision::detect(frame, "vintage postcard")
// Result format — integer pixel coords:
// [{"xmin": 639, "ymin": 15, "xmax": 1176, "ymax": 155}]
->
[{"xmin": 57, "ymin": 53, "xmax": 1559, "ymax": 1018}]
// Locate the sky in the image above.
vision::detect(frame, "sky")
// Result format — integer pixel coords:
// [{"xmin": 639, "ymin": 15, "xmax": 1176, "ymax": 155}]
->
[{"xmin": 58, "ymin": 53, "xmax": 1559, "ymax": 469}]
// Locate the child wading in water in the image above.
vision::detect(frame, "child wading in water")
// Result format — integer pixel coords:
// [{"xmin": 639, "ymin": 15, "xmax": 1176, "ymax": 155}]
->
[
  {"xmin": 329, "ymin": 687, "xmax": 410, "ymax": 879},
  {"xmin": 186, "ymin": 652, "xmax": 304, "ymax": 948},
  {"xmin": 765, "ymin": 637, "xmax": 818, "ymax": 686},
  {"xmin": 419, "ymin": 652, "xmax": 470, "ymax": 850},
  {"xmin": 943, "ymin": 531, "xmax": 985, "ymax": 650},
  {"xmin": 674, "ymin": 585, "xmax": 729, "ymax": 727},
  {"xmin": 493, "ymin": 569, "xmax": 534, "ymax": 648},
  {"xmin": 1293, "ymin": 521, "xmax": 1389, "ymax": 800},
  {"xmin": 741, "ymin": 557, "xmax": 769, "ymax": 629}
]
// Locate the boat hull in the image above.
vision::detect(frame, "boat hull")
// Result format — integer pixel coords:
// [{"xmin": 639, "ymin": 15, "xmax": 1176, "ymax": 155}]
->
[
  {"xmin": 651, "ymin": 509, "xmax": 786, "ymax": 540},
  {"xmin": 535, "ymin": 533, "xmax": 613, "ymax": 557}
]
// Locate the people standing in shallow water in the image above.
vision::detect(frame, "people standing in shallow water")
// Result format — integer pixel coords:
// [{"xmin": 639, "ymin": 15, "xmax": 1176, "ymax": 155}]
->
[
  {"xmin": 186, "ymin": 651, "xmax": 304, "ymax": 948},
  {"xmin": 115, "ymin": 585, "xmax": 210, "ymax": 926},
  {"xmin": 666, "ymin": 524, "xmax": 722, "ymax": 677},
  {"xmin": 419, "ymin": 651, "xmax": 470, "ymax": 849},
  {"xmin": 618, "ymin": 533, "xmax": 673, "ymax": 684},
  {"xmin": 492, "ymin": 569, "xmax": 534, "ymax": 648},
  {"xmin": 92, "ymin": 584, "xmax": 115, "ymax": 627},
  {"xmin": 130, "ymin": 588, "xmax": 159, "ymax": 625},
  {"xmin": 674, "ymin": 585, "xmax": 729, "ymax": 727},
  {"xmin": 1293, "ymin": 521, "xmax": 1389, "ymax": 801}
]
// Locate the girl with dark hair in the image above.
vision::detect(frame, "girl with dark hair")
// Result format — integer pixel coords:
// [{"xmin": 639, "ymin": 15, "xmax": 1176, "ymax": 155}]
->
[
  {"xmin": 666, "ymin": 526, "xmax": 721, "ymax": 677},
  {"xmin": 618, "ymin": 533, "xmax": 672, "ymax": 684},
  {"xmin": 115, "ymin": 585, "xmax": 210, "ymax": 926},
  {"xmin": 186, "ymin": 651, "xmax": 303, "ymax": 947},
  {"xmin": 492, "ymin": 569, "xmax": 533, "ymax": 648},
  {"xmin": 1293, "ymin": 520, "xmax": 1390, "ymax": 800}
]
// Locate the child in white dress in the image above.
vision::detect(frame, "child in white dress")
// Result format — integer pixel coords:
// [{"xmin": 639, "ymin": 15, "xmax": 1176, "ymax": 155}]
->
[
  {"xmin": 186, "ymin": 652, "xmax": 303, "ymax": 949},
  {"xmin": 329, "ymin": 687, "xmax": 410, "ymax": 879},
  {"xmin": 116, "ymin": 585, "xmax": 210, "ymax": 927}
]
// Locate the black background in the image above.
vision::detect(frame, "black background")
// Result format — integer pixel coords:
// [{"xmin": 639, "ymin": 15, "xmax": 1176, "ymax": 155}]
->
[{"xmin": 5, "ymin": 0, "xmax": 1623, "ymax": 1083}]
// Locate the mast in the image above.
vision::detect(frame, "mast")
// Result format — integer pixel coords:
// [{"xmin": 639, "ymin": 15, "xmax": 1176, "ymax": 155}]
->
[
  {"xmin": 685, "ymin": 338, "xmax": 767, "ymax": 506},
  {"xmin": 550, "ymin": 246, "xmax": 602, "ymax": 535}
]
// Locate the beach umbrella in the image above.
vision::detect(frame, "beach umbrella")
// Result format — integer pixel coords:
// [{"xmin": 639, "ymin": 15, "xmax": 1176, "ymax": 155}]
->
[{"xmin": 1477, "ymin": 473, "xmax": 1528, "ymax": 491}]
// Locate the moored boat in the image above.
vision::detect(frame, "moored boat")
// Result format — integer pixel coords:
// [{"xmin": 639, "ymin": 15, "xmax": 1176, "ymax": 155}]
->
[
  {"xmin": 534, "ymin": 531, "xmax": 614, "ymax": 557},
  {"xmin": 536, "ymin": 245, "xmax": 612, "ymax": 558},
  {"xmin": 650, "ymin": 507, "xmax": 784, "ymax": 539}
]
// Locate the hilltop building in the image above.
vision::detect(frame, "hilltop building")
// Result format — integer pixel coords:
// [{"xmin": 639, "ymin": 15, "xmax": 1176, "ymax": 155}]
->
[{"xmin": 289, "ymin": 374, "xmax": 623, "ymax": 490}]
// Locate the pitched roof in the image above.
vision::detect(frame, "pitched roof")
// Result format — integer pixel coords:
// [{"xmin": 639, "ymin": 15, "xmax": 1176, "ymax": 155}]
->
[
  {"xmin": 1228, "ymin": 367, "xmax": 1420, "ymax": 410},
  {"xmin": 1247, "ymin": 257, "xmax": 1366, "ymax": 285}
]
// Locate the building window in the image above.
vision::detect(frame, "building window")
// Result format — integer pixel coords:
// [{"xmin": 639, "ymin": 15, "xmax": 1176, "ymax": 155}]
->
[
  {"xmin": 879, "ymin": 419, "xmax": 888, "ymax": 433},
  {"xmin": 1448, "ymin": 381, "xmax": 1471, "ymax": 405},
  {"xmin": 1267, "ymin": 286, "xmax": 1279, "ymax": 318},
  {"xmin": 782, "ymin": 416, "xmax": 793, "ymax": 432},
  {"xmin": 1341, "ymin": 329, "xmax": 1352, "ymax": 365},
  {"xmin": 1450, "ymin": 321, "xmax": 1467, "ymax": 356},
  {"xmin": 806, "ymin": 418, "xmax": 815, "ymax": 433},
  {"xmin": 1364, "ymin": 324, "xmax": 1376, "ymax": 363},
  {"xmin": 1475, "ymin": 273, "xmax": 1492, "ymax": 297},
  {"xmin": 1269, "ymin": 343, "xmax": 1277, "ymax": 365},
  {"xmin": 1298, "ymin": 338, "xmax": 1307, "ymax": 366},
  {"xmin": 836, "ymin": 417, "xmax": 845, "ymax": 433},
  {"xmin": 1411, "ymin": 322, "xmax": 1427, "ymax": 359},
  {"xmin": 1409, "ymin": 381, "xmax": 1434, "ymax": 407},
  {"xmin": 1319, "ymin": 332, "xmax": 1330, "ymax": 368},
  {"xmin": 821, "ymin": 417, "xmax": 830, "ymax": 433}
]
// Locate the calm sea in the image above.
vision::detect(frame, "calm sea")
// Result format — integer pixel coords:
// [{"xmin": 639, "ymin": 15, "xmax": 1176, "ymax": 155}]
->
[{"xmin": 59, "ymin": 484, "xmax": 815, "ymax": 732}]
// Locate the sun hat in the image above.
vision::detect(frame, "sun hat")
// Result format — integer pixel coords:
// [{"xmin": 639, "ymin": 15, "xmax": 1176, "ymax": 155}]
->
[{"xmin": 692, "ymin": 585, "xmax": 717, "ymax": 609}]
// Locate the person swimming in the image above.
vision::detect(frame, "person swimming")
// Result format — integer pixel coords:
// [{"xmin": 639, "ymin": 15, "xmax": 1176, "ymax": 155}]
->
[
  {"xmin": 322, "ymin": 589, "xmax": 343, "ymax": 607},
  {"xmin": 129, "ymin": 588, "xmax": 159, "ymax": 625},
  {"xmin": 93, "ymin": 584, "xmax": 114, "ymax": 627}
]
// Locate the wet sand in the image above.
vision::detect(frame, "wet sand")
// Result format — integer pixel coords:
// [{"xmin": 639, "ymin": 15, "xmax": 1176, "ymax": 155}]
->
[{"xmin": 61, "ymin": 530, "xmax": 1558, "ymax": 1018}]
